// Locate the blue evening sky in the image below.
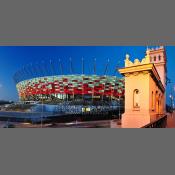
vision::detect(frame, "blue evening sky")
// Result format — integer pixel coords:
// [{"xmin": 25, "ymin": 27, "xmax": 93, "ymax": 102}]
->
[{"xmin": 0, "ymin": 46, "xmax": 174, "ymax": 104}]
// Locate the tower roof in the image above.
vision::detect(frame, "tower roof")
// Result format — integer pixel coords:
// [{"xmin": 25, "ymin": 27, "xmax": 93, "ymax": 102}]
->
[{"xmin": 118, "ymin": 63, "xmax": 165, "ymax": 93}]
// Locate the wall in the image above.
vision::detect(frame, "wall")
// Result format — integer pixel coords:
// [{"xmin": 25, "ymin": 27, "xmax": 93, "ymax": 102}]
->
[
  {"xmin": 124, "ymin": 72, "xmax": 150, "ymax": 114},
  {"xmin": 149, "ymin": 74, "xmax": 165, "ymax": 121}
]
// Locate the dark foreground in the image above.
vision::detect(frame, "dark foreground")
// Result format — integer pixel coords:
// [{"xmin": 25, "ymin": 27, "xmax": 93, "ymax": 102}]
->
[
  {"xmin": 0, "ymin": 112, "xmax": 174, "ymax": 128},
  {"xmin": 0, "ymin": 119, "xmax": 121, "ymax": 128}
]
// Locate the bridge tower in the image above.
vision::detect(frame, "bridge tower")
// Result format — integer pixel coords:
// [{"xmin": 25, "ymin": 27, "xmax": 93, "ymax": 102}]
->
[
  {"xmin": 148, "ymin": 46, "xmax": 167, "ymax": 88},
  {"xmin": 118, "ymin": 48, "xmax": 166, "ymax": 128}
]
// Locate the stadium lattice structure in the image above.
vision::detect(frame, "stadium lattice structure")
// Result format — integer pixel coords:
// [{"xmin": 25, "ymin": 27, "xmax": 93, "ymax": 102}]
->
[{"xmin": 13, "ymin": 58, "xmax": 125, "ymax": 103}]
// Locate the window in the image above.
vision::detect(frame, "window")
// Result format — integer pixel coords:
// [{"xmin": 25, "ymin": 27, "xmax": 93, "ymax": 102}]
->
[
  {"xmin": 133, "ymin": 89, "xmax": 140, "ymax": 109},
  {"xmin": 155, "ymin": 91, "xmax": 158, "ymax": 113},
  {"xmin": 152, "ymin": 91, "xmax": 154, "ymax": 110},
  {"xmin": 159, "ymin": 94, "xmax": 161, "ymax": 114},
  {"xmin": 158, "ymin": 55, "xmax": 161, "ymax": 61},
  {"xmin": 154, "ymin": 56, "xmax": 156, "ymax": 61}
]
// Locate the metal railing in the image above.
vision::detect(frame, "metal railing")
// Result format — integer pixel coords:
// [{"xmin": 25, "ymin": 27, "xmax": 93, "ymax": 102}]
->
[{"xmin": 142, "ymin": 115, "xmax": 167, "ymax": 128}]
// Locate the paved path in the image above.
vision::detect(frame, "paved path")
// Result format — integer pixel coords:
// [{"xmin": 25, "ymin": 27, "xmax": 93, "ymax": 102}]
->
[{"xmin": 166, "ymin": 112, "xmax": 175, "ymax": 128}]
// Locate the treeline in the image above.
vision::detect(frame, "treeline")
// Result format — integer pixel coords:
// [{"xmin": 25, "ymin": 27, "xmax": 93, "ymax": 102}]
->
[{"xmin": 0, "ymin": 100, "xmax": 14, "ymax": 105}]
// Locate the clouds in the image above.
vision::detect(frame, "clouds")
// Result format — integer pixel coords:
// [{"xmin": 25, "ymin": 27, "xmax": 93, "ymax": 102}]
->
[{"xmin": 0, "ymin": 84, "xmax": 3, "ymax": 88}]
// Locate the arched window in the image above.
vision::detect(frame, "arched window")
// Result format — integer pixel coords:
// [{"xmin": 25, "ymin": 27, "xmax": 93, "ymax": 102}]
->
[
  {"xmin": 154, "ymin": 56, "xmax": 156, "ymax": 61},
  {"xmin": 159, "ymin": 93, "xmax": 161, "ymax": 114},
  {"xmin": 155, "ymin": 91, "xmax": 158, "ymax": 113},
  {"xmin": 133, "ymin": 89, "xmax": 140, "ymax": 109},
  {"xmin": 152, "ymin": 91, "xmax": 154, "ymax": 110},
  {"xmin": 158, "ymin": 55, "xmax": 161, "ymax": 61}
]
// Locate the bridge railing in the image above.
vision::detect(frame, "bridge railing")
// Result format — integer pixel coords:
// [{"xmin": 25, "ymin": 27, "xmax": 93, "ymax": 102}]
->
[{"xmin": 142, "ymin": 115, "xmax": 167, "ymax": 128}]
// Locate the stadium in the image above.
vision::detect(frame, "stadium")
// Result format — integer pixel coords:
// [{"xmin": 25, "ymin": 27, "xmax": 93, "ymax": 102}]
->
[
  {"xmin": 12, "ymin": 58, "xmax": 124, "ymax": 121},
  {"xmin": 14, "ymin": 58, "xmax": 125, "ymax": 103},
  {"xmin": 15, "ymin": 75, "xmax": 124, "ymax": 102}
]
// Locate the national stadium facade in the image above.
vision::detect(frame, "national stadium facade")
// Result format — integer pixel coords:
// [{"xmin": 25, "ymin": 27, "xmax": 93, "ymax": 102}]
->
[{"xmin": 13, "ymin": 59, "xmax": 125, "ymax": 103}]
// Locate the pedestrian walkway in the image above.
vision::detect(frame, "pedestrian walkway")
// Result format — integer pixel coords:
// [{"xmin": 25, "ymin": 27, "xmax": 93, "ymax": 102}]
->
[{"xmin": 166, "ymin": 112, "xmax": 175, "ymax": 128}]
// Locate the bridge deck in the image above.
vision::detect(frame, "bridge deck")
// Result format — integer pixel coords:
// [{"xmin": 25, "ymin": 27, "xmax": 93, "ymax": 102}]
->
[{"xmin": 166, "ymin": 112, "xmax": 175, "ymax": 128}]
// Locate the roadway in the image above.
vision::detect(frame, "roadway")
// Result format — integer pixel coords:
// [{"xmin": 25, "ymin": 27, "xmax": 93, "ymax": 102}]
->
[
  {"xmin": 0, "ymin": 113, "xmax": 174, "ymax": 128},
  {"xmin": 0, "ymin": 119, "xmax": 121, "ymax": 128}
]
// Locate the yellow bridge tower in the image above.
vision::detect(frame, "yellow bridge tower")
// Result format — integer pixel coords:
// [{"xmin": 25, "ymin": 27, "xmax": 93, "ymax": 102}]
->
[{"xmin": 118, "ymin": 47, "xmax": 166, "ymax": 128}]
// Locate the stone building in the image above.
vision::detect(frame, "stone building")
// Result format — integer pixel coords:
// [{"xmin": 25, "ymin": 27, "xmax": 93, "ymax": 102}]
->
[{"xmin": 118, "ymin": 46, "xmax": 167, "ymax": 128}]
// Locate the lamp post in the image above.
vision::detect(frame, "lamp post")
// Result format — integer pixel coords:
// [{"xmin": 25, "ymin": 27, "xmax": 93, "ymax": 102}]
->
[
  {"xmin": 169, "ymin": 94, "xmax": 173, "ymax": 113},
  {"xmin": 41, "ymin": 96, "xmax": 43, "ymax": 128},
  {"xmin": 166, "ymin": 78, "xmax": 175, "ymax": 113},
  {"xmin": 118, "ymin": 97, "xmax": 121, "ymax": 120},
  {"xmin": 39, "ymin": 78, "xmax": 43, "ymax": 128}
]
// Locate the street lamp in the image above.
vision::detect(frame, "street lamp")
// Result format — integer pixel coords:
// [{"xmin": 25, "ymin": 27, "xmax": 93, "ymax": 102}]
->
[
  {"xmin": 166, "ymin": 78, "xmax": 175, "ymax": 113},
  {"xmin": 39, "ymin": 78, "xmax": 43, "ymax": 128},
  {"xmin": 169, "ymin": 94, "xmax": 174, "ymax": 113},
  {"xmin": 118, "ymin": 97, "xmax": 121, "ymax": 120},
  {"xmin": 41, "ymin": 95, "xmax": 44, "ymax": 128}
]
